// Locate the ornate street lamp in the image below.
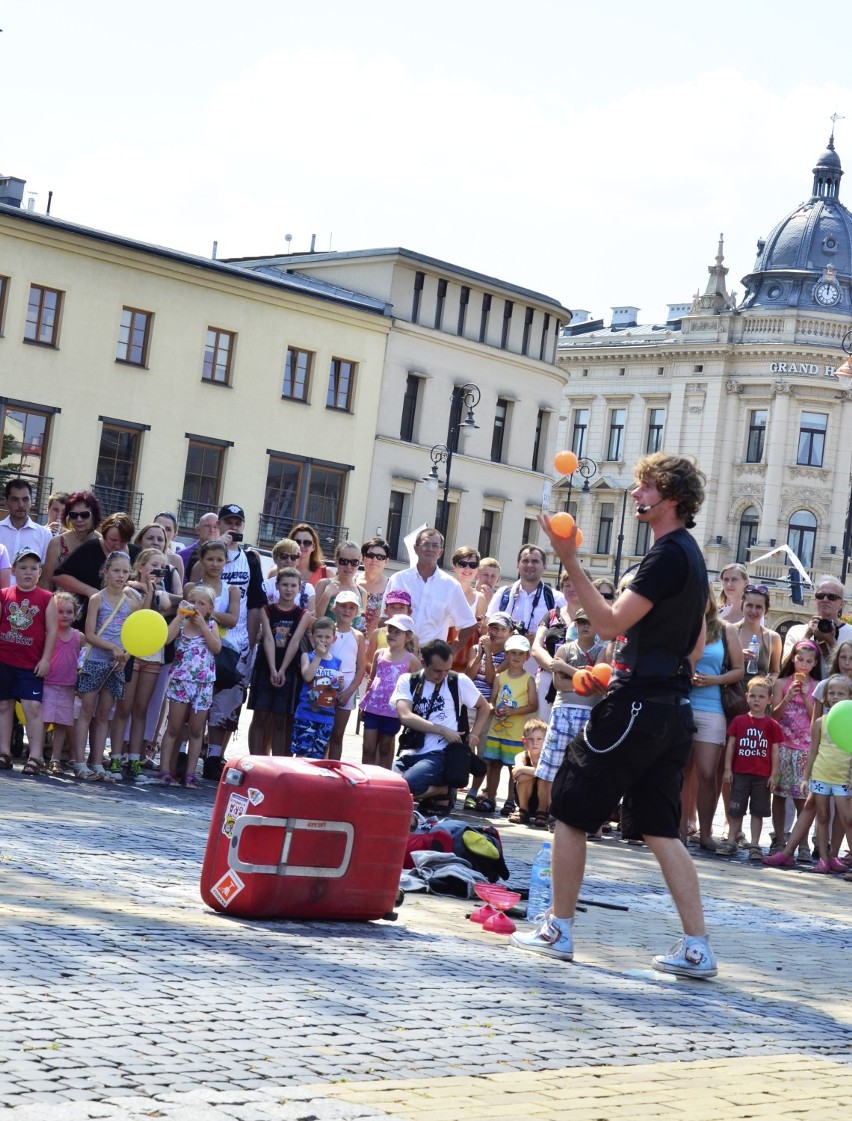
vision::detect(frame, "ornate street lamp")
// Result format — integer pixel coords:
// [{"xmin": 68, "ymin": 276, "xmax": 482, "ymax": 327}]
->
[{"xmin": 422, "ymin": 382, "xmax": 481, "ymax": 541}]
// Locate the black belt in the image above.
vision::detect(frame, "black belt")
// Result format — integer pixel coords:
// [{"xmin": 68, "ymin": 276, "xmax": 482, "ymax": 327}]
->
[{"xmin": 632, "ymin": 694, "xmax": 691, "ymax": 706}]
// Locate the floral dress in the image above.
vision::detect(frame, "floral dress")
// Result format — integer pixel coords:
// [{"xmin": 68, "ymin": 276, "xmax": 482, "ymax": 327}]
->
[
  {"xmin": 775, "ymin": 676, "xmax": 816, "ymax": 799},
  {"xmin": 166, "ymin": 621, "xmax": 217, "ymax": 712}
]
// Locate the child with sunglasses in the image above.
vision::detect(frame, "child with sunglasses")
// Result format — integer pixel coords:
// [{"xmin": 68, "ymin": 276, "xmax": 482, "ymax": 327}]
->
[
  {"xmin": 263, "ymin": 538, "xmax": 315, "ymax": 611},
  {"xmin": 314, "ymin": 541, "xmax": 367, "ymax": 624}
]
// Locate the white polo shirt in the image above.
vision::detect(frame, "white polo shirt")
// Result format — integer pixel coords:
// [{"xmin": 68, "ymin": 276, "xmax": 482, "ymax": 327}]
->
[
  {"xmin": 384, "ymin": 565, "xmax": 476, "ymax": 643},
  {"xmin": 0, "ymin": 516, "xmax": 52, "ymax": 584}
]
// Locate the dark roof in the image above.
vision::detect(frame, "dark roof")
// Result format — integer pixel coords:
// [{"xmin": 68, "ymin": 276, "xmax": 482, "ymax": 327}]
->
[
  {"xmin": 224, "ymin": 246, "xmax": 570, "ymax": 314},
  {"xmin": 0, "ymin": 203, "xmax": 390, "ymax": 316}
]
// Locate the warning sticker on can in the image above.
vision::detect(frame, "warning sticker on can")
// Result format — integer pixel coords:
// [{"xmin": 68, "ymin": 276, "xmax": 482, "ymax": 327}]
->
[
  {"xmin": 247, "ymin": 787, "xmax": 264, "ymax": 806},
  {"xmin": 210, "ymin": 869, "xmax": 245, "ymax": 908},
  {"xmin": 222, "ymin": 792, "xmax": 250, "ymax": 838}
]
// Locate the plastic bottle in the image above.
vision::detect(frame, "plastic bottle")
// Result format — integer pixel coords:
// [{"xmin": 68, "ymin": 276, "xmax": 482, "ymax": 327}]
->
[
  {"xmin": 527, "ymin": 840, "xmax": 552, "ymax": 922},
  {"xmin": 746, "ymin": 635, "xmax": 760, "ymax": 675}
]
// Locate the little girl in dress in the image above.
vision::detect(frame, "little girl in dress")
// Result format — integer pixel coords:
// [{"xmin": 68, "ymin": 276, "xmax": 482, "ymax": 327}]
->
[
  {"xmin": 771, "ymin": 639, "xmax": 820, "ymax": 859},
  {"xmin": 359, "ymin": 614, "xmax": 420, "ymax": 768},
  {"xmin": 156, "ymin": 586, "xmax": 221, "ymax": 788},
  {"xmin": 44, "ymin": 592, "xmax": 84, "ymax": 776}
]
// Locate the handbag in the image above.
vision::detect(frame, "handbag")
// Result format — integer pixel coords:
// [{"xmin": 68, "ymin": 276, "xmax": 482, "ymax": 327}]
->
[
  {"xmin": 720, "ymin": 626, "xmax": 748, "ymax": 723},
  {"xmin": 214, "ymin": 644, "xmax": 241, "ymax": 689},
  {"xmin": 75, "ymin": 593, "xmax": 127, "ymax": 690}
]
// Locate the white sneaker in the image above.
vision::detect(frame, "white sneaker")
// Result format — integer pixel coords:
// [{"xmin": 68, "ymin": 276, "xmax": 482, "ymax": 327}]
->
[
  {"xmin": 652, "ymin": 935, "xmax": 717, "ymax": 979},
  {"xmin": 510, "ymin": 915, "xmax": 574, "ymax": 961}
]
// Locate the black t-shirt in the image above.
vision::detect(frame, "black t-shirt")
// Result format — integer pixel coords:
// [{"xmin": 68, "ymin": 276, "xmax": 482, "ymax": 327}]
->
[
  {"xmin": 54, "ymin": 537, "xmax": 141, "ymax": 628},
  {"xmin": 261, "ymin": 603, "xmax": 305, "ymax": 671},
  {"xmin": 610, "ymin": 527, "xmax": 706, "ymax": 697}
]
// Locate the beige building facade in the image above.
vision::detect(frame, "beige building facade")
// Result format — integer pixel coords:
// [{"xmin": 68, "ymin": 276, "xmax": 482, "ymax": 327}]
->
[
  {"xmin": 230, "ymin": 248, "xmax": 571, "ymax": 566},
  {"xmin": 0, "ymin": 186, "xmax": 570, "ymax": 570},
  {"xmin": 553, "ymin": 138, "xmax": 852, "ymax": 631}
]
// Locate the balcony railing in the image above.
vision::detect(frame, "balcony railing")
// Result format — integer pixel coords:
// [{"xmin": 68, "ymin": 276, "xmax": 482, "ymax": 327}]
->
[
  {"xmin": 256, "ymin": 514, "xmax": 347, "ymax": 556},
  {"xmin": 90, "ymin": 484, "xmax": 143, "ymax": 525},
  {"xmin": 177, "ymin": 498, "xmax": 220, "ymax": 534},
  {"xmin": 0, "ymin": 470, "xmax": 54, "ymax": 517}
]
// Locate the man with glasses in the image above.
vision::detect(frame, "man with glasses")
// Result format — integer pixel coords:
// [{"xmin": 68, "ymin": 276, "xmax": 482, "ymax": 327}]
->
[
  {"xmin": 0, "ymin": 479, "xmax": 52, "ymax": 585},
  {"xmin": 487, "ymin": 545, "xmax": 565, "ymax": 672},
  {"xmin": 383, "ymin": 528, "xmax": 476, "ymax": 647},
  {"xmin": 782, "ymin": 576, "xmax": 852, "ymax": 674}
]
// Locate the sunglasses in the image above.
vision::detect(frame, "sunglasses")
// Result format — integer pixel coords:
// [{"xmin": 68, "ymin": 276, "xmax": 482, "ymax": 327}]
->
[
  {"xmin": 279, "ymin": 553, "xmax": 300, "ymax": 562},
  {"xmin": 295, "ymin": 539, "xmax": 314, "ymax": 548},
  {"xmin": 336, "ymin": 557, "xmax": 360, "ymax": 567},
  {"xmin": 455, "ymin": 559, "xmax": 479, "ymax": 569},
  {"xmin": 364, "ymin": 552, "xmax": 388, "ymax": 561},
  {"xmin": 68, "ymin": 510, "xmax": 92, "ymax": 520},
  {"xmin": 815, "ymin": 592, "xmax": 842, "ymax": 601},
  {"xmin": 744, "ymin": 583, "xmax": 768, "ymax": 595},
  {"xmin": 600, "ymin": 592, "xmax": 614, "ymax": 601}
]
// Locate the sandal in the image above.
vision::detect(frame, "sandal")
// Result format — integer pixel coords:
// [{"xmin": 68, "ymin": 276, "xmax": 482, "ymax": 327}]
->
[
  {"xmin": 21, "ymin": 758, "xmax": 46, "ymax": 777},
  {"xmin": 475, "ymin": 796, "xmax": 496, "ymax": 814},
  {"xmin": 47, "ymin": 759, "xmax": 64, "ymax": 776},
  {"xmin": 90, "ymin": 765, "xmax": 117, "ymax": 783},
  {"xmin": 508, "ymin": 807, "xmax": 530, "ymax": 825},
  {"xmin": 183, "ymin": 774, "xmax": 200, "ymax": 790},
  {"xmin": 534, "ymin": 812, "xmax": 549, "ymax": 829},
  {"xmin": 715, "ymin": 840, "xmax": 738, "ymax": 856},
  {"xmin": 0, "ymin": 753, "xmax": 13, "ymax": 771}
]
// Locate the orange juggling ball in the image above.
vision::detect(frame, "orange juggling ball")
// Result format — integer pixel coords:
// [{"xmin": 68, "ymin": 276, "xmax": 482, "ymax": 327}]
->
[
  {"xmin": 550, "ymin": 512, "xmax": 575, "ymax": 538},
  {"xmin": 554, "ymin": 450, "xmax": 579, "ymax": 476}
]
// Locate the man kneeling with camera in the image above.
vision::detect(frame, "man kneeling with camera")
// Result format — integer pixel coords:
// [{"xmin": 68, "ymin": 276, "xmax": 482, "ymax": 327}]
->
[
  {"xmin": 782, "ymin": 576, "xmax": 852, "ymax": 676},
  {"xmin": 392, "ymin": 639, "xmax": 491, "ymax": 799}
]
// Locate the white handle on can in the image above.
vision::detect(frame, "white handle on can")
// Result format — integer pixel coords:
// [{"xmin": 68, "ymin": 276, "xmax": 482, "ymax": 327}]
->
[{"xmin": 228, "ymin": 815, "xmax": 355, "ymax": 878}]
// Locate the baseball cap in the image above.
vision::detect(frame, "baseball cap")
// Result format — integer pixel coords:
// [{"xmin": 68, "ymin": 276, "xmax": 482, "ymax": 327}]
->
[
  {"xmin": 487, "ymin": 611, "xmax": 514, "ymax": 628},
  {"xmin": 574, "ymin": 607, "xmax": 589, "ymax": 622},
  {"xmin": 13, "ymin": 547, "xmax": 41, "ymax": 565},
  {"xmin": 504, "ymin": 635, "xmax": 531, "ymax": 653},
  {"xmin": 334, "ymin": 589, "xmax": 361, "ymax": 607},
  {"xmin": 218, "ymin": 504, "xmax": 245, "ymax": 522},
  {"xmin": 385, "ymin": 589, "xmax": 412, "ymax": 606},
  {"xmin": 385, "ymin": 614, "xmax": 415, "ymax": 633}
]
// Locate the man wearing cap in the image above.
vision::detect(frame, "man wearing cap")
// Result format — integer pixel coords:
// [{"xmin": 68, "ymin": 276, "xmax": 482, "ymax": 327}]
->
[
  {"xmin": 0, "ymin": 479, "xmax": 52, "ymax": 586},
  {"xmin": 383, "ymin": 528, "xmax": 476, "ymax": 647},
  {"xmin": 198, "ymin": 504, "xmax": 266, "ymax": 779}
]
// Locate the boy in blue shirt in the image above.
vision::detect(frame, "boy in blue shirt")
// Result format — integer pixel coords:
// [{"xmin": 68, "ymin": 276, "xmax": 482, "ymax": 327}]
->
[{"xmin": 291, "ymin": 617, "xmax": 342, "ymax": 759}]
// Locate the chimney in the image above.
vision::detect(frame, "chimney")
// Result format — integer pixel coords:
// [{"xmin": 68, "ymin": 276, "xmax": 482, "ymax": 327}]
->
[
  {"xmin": 610, "ymin": 306, "xmax": 640, "ymax": 328},
  {"xmin": 0, "ymin": 176, "xmax": 26, "ymax": 208}
]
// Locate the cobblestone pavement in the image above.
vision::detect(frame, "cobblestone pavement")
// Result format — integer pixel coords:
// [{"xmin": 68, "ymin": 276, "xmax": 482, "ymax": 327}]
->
[{"xmin": 2, "ymin": 722, "xmax": 852, "ymax": 1119}]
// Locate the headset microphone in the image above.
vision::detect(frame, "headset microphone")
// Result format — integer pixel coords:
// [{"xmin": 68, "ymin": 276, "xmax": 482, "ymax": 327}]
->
[{"xmin": 636, "ymin": 499, "xmax": 664, "ymax": 514}]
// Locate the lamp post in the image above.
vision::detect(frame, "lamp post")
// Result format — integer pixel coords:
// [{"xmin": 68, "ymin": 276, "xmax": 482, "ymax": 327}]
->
[
  {"xmin": 835, "ymin": 331, "xmax": 852, "ymax": 583},
  {"xmin": 423, "ymin": 382, "xmax": 481, "ymax": 543}
]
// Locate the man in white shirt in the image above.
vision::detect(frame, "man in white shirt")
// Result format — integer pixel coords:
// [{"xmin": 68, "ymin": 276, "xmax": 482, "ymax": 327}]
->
[
  {"xmin": 487, "ymin": 544, "xmax": 565, "ymax": 671},
  {"xmin": 392, "ymin": 639, "xmax": 491, "ymax": 797},
  {"xmin": 782, "ymin": 575, "xmax": 852, "ymax": 675},
  {"xmin": 0, "ymin": 479, "xmax": 52, "ymax": 585},
  {"xmin": 384, "ymin": 527, "xmax": 476, "ymax": 648}
]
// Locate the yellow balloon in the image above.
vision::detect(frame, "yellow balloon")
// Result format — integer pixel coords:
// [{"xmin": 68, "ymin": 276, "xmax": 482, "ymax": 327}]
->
[
  {"xmin": 15, "ymin": 701, "xmax": 26, "ymax": 725},
  {"xmin": 121, "ymin": 609, "xmax": 168, "ymax": 658}
]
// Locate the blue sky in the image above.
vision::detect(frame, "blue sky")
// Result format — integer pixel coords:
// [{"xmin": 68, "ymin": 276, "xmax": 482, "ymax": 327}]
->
[{"xmin": 4, "ymin": 1, "xmax": 852, "ymax": 322}]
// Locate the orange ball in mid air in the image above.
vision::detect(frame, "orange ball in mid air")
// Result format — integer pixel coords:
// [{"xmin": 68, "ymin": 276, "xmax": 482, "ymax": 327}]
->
[
  {"xmin": 554, "ymin": 450, "xmax": 579, "ymax": 476},
  {"xmin": 591, "ymin": 663, "xmax": 612, "ymax": 687},
  {"xmin": 550, "ymin": 512, "xmax": 575, "ymax": 538}
]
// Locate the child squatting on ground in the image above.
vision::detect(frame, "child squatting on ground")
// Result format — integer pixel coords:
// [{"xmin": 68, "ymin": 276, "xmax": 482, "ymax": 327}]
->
[{"xmin": 721, "ymin": 676, "xmax": 783, "ymax": 860}]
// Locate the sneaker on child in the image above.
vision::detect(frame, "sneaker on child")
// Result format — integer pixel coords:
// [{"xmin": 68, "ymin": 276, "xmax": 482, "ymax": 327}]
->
[{"xmin": 652, "ymin": 935, "xmax": 717, "ymax": 979}]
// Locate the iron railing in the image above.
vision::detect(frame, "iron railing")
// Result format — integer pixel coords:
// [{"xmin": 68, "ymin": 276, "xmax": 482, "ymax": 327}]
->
[
  {"xmin": 0, "ymin": 470, "xmax": 54, "ymax": 517},
  {"xmin": 256, "ymin": 514, "xmax": 347, "ymax": 556},
  {"xmin": 90, "ymin": 484, "xmax": 143, "ymax": 525}
]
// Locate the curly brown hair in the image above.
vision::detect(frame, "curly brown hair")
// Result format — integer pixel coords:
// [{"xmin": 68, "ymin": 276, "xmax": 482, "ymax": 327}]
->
[{"xmin": 635, "ymin": 453, "xmax": 705, "ymax": 528}]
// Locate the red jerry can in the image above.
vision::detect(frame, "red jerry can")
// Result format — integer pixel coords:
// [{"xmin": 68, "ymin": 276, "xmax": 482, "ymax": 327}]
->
[{"xmin": 200, "ymin": 756, "xmax": 413, "ymax": 920}]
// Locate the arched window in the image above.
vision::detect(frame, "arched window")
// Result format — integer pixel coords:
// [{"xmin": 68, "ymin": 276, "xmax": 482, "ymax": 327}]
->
[
  {"xmin": 787, "ymin": 509, "xmax": 817, "ymax": 570},
  {"xmin": 736, "ymin": 506, "xmax": 759, "ymax": 564}
]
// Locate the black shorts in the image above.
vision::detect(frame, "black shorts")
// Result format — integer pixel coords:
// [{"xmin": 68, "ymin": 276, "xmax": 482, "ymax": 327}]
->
[
  {"xmin": 549, "ymin": 694, "xmax": 696, "ymax": 838},
  {"xmin": 728, "ymin": 772, "xmax": 771, "ymax": 818}
]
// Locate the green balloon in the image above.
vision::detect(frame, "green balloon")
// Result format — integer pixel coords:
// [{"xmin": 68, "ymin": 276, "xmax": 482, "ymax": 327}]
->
[{"xmin": 826, "ymin": 699, "xmax": 852, "ymax": 754}]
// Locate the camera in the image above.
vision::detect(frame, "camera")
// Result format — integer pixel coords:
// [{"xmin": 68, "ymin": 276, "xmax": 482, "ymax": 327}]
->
[
  {"xmin": 150, "ymin": 567, "xmax": 165, "ymax": 577},
  {"xmin": 229, "ymin": 532, "xmax": 244, "ymax": 543},
  {"xmin": 817, "ymin": 618, "xmax": 834, "ymax": 634}
]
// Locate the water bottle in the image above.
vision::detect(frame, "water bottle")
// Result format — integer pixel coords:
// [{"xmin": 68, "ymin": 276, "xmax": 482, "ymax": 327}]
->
[
  {"xmin": 527, "ymin": 841, "xmax": 552, "ymax": 922},
  {"xmin": 746, "ymin": 635, "xmax": 760, "ymax": 675}
]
